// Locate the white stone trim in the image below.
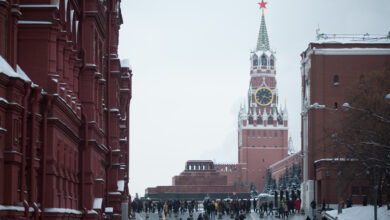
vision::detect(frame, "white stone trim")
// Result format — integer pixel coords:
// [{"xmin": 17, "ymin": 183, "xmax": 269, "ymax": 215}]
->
[{"xmin": 313, "ymin": 48, "xmax": 390, "ymax": 55}]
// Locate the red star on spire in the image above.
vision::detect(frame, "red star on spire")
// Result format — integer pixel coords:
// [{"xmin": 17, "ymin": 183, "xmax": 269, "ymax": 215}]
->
[{"xmin": 258, "ymin": 0, "xmax": 267, "ymax": 9}]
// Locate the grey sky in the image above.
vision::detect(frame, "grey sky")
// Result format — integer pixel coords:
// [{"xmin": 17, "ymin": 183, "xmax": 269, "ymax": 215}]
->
[{"xmin": 118, "ymin": 0, "xmax": 390, "ymax": 197}]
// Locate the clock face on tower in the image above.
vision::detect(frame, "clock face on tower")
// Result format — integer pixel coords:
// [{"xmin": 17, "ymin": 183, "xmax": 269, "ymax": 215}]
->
[{"xmin": 255, "ymin": 87, "xmax": 274, "ymax": 106}]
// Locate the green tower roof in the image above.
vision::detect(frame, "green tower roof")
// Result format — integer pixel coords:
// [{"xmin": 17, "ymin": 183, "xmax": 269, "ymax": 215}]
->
[{"xmin": 256, "ymin": 11, "xmax": 270, "ymax": 51}]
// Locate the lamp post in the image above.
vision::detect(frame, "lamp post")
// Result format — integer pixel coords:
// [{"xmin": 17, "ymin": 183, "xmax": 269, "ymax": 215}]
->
[{"xmin": 308, "ymin": 102, "xmax": 343, "ymax": 215}]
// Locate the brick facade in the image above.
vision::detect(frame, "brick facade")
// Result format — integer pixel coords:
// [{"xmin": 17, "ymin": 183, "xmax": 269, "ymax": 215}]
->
[
  {"xmin": 0, "ymin": 0, "xmax": 131, "ymax": 219},
  {"xmin": 300, "ymin": 37, "xmax": 390, "ymax": 211}
]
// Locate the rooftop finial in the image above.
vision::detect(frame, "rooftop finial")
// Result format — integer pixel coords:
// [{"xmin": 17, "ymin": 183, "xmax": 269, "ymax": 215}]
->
[{"xmin": 258, "ymin": 0, "xmax": 267, "ymax": 15}]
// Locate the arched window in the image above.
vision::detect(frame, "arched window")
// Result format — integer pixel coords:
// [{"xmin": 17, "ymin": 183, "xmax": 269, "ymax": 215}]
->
[
  {"xmin": 261, "ymin": 54, "xmax": 267, "ymax": 66},
  {"xmin": 267, "ymin": 116, "xmax": 273, "ymax": 124},
  {"xmin": 248, "ymin": 115, "xmax": 253, "ymax": 124},
  {"xmin": 333, "ymin": 75, "xmax": 339, "ymax": 86},
  {"xmin": 270, "ymin": 56, "xmax": 274, "ymax": 67},
  {"xmin": 252, "ymin": 54, "xmax": 258, "ymax": 66},
  {"xmin": 257, "ymin": 117, "xmax": 263, "ymax": 125}
]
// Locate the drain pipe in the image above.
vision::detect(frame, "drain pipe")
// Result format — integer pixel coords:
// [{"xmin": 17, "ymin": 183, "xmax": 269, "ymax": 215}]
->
[
  {"xmin": 105, "ymin": 0, "xmax": 113, "ymax": 206},
  {"xmin": 80, "ymin": 113, "xmax": 88, "ymax": 219},
  {"xmin": 29, "ymin": 87, "xmax": 41, "ymax": 220},
  {"xmin": 40, "ymin": 95, "xmax": 53, "ymax": 220},
  {"xmin": 21, "ymin": 82, "xmax": 32, "ymax": 206}
]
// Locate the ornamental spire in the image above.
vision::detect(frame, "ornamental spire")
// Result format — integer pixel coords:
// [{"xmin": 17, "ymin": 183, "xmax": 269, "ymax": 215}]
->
[{"xmin": 256, "ymin": 0, "xmax": 270, "ymax": 51}]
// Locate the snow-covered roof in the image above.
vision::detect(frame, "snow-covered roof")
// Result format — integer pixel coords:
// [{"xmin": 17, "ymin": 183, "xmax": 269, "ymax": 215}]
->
[
  {"xmin": 120, "ymin": 59, "xmax": 132, "ymax": 70},
  {"xmin": 104, "ymin": 207, "xmax": 113, "ymax": 213},
  {"xmin": 313, "ymin": 33, "xmax": 390, "ymax": 44},
  {"xmin": 44, "ymin": 208, "xmax": 82, "ymax": 214},
  {"xmin": 0, "ymin": 56, "xmax": 31, "ymax": 82},
  {"xmin": 93, "ymin": 198, "xmax": 103, "ymax": 209},
  {"xmin": 117, "ymin": 180, "xmax": 125, "ymax": 192}
]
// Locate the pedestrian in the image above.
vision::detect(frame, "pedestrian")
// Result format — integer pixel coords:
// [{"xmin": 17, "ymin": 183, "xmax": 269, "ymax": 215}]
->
[
  {"xmin": 264, "ymin": 202, "xmax": 268, "ymax": 216},
  {"xmin": 197, "ymin": 213, "xmax": 203, "ymax": 220},
  {"xmin": 321, "ymin": 199, "xmax": 326, "ymax": 213},
  {"xmin": 269, "ymin": 201, "xmax": 273, "ymax": 215},
  {"xmin": 204, "ymin": 211, "xmax": 210, "ymax": 220},
  {"xmin": 346, "ymin": 197, "xmax": 352, "ymax": 208},
  {"xmin": 284, "ymin": 202, "xmax": 288, "ymax": 218},
  {"xmin": 295, "ymin": 198, "xmax": 301, "ymax": 213},
  {"xmin": 321, "ymin": 215, "xmax": 327, "ymax": 220},
  {"xmin": 163, "ymin": 202, "xmax": 168, "ymax": 217},
  {"xmin": 363, "ymin": 196, "xmax": 367, "ymax": 206},
  {"xmin": 310, "ymin": 200, "xmax": 317, "ymax": 220},
  {"xmin": 306, "ymin": 216, "xmax": 311, "ymax": 220},
  {"xmin": 239, "ymin": 212, "xmax": 246, "ymax": 220},
  {"xmin": 279, "ymin": 203, "xmax": 284, "ymax": 219}
]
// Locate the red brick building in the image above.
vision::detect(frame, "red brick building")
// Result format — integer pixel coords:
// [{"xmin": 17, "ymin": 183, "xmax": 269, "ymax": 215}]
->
[
  {"xmin": 300, "ymin": 33, "xmax": 390, "ymax": 211},
  {"xmin": 0, "ymin": 0, "xmax": 131, "ymax": 219}
]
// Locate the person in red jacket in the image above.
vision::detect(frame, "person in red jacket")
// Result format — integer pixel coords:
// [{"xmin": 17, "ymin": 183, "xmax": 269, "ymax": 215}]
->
[{"xmin": 294, "ymin": 198, "xmax": 301, "ymax": 213}]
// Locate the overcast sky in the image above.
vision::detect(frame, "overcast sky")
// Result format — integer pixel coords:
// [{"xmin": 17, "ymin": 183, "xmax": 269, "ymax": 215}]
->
[{"xmin": 118, "ymin": 0, "xmax": 390, "ymax": 197}]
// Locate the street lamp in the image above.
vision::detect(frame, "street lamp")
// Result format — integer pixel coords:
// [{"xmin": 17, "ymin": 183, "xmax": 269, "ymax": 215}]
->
[{"xmin": 385, "ymin": 93, "xmax": 390, "ymax": 104}]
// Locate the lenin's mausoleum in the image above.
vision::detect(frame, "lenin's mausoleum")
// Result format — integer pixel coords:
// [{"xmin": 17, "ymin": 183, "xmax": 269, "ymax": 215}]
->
[{"xmin": 0, "ymin": 0, "xmax": 131, "ymax": 219}]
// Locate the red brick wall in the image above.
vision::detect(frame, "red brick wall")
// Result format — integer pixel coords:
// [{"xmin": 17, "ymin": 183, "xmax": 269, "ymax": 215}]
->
[{"xmin": 302, "ymin": 42, "xmax": 390, "ymax": 204}]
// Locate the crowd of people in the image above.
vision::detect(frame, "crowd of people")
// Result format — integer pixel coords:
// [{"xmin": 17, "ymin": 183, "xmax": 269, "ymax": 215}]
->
[{"xmin": 130, "ymin": 197, "xmax": 305, "ymax": 219}]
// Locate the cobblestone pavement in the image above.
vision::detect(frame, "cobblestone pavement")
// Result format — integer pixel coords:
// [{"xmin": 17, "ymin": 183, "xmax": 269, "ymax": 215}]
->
[{"xmin": 134, "ymin": 211, "xmax": 311, "ymax": 220}]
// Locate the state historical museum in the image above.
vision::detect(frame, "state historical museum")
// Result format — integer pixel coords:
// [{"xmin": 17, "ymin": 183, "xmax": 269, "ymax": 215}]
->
[
  {"xmin": 146, "ymin": 1, "xmax": 289, "ymax": 200},
  {"xmin": 0, "ymin": 0, "xmax": 131, "ymax": 219}
]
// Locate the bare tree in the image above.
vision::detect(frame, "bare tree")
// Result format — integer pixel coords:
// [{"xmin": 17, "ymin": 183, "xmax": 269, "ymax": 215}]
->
[{"xmin": 336, "ymin": 67, "xmax": 390, "ymax": 218}]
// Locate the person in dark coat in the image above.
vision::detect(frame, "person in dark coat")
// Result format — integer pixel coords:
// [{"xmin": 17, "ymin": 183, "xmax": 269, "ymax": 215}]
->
[
  {"xmin": 310, "ymin": 200, "xmax": 317, "ymax": 220},
  {"xmin": 306, "ymin": 216, "xmax": 311, "ymax": 220},
  {"xmin": 346, "ymin": 197, "xmax": 352, "ymax": 208},
  {"xmin": 321, "ymin": 199, "xmax": 326, "ymax": 213},
  {"xmin": 197, "ymin": 213, "xmax": 203, "ymax": 220}
]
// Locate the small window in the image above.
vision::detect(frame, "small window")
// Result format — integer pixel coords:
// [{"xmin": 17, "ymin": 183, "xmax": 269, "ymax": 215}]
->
[
  {"xmin": 262, "ymin": 159, "xmax": 264, "ymax": 162},
  {"xmin": 334, "ymin": 102, "xmax": 338, "ymax": 109},
  {"xmin": 263, "ymin": 131, "xmax": 267, "ymax": 137},
  {"xmin": 333, "ymin": 75, "xmax": 339, "ymax": 86},
  {"xmin": 264, "ymin": 145, "xmax": 266, "ymax": 148},
  {"xmin": 274, "ymin": 132, "xmax": 278, "ymax": 137},
  {"xmin": 275, "ymin": 145, "xmax": 277, "ymax": 148},
  {"xmin": 270, "ymin": 57, "xmax": 274, "ymax": 67},
  {"xmin": 253, "ymin": 55, "xmax": 258, "ymax": 66},
  {"xmin": 252, "ymin": 131, "xmax": 255, "ymax": 138},
  {"xmin": 261, "ymin": 54, "xmax": 267, "ymax": 66}
]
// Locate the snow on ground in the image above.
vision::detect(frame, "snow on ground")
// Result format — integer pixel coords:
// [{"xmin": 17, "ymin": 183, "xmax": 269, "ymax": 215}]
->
[{"xmin": 326, "ymin": 205, "xmax": 390, "ymax": 220}]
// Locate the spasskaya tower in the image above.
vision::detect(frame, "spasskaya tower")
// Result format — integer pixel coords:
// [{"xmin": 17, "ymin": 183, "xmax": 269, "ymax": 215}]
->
[{"xmin": 237, "ymin": 0, "xmax": 288, "ymax": 192}]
